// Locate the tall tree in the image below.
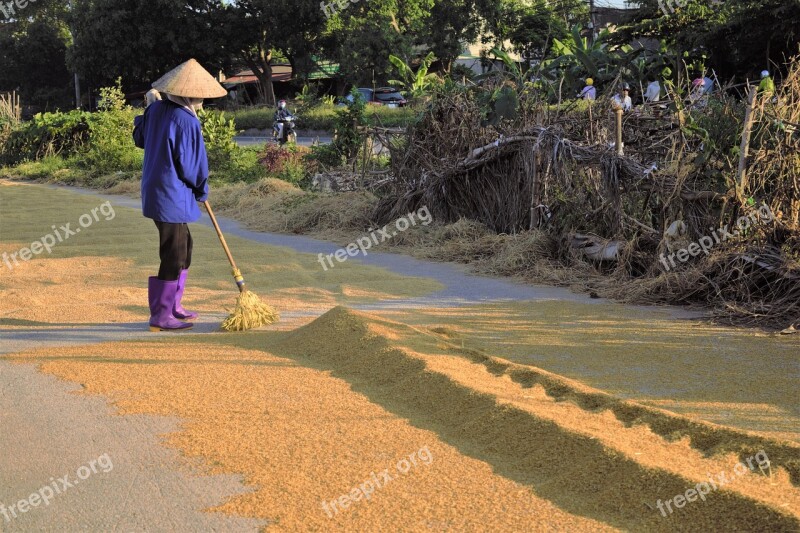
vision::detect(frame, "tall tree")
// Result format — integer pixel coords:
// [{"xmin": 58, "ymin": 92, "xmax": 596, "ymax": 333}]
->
[
  {"xmin": 68, "ymin": 0, "xmax": 225, "ymax": 91},
  {"xmin": 508, "ymin": 0, "xmax": 569, "ymax": 64},
  {"xmin": 322, "ymin": 0, "xmax": 434, "ymax": 88},
  {"xmin": 617, "ymin": 0, "xmax": 800, "ymax": 80},
  {"xmin": 219, "ymin": 0, "xmax": 327, "ymax": 104},
  {"xmin": 421, "ymin": 0, "xmax": 480, "ymax": 73},
  {"xmin": 0, "ymin": 0, "xmax": 73, "ymax": 108}
]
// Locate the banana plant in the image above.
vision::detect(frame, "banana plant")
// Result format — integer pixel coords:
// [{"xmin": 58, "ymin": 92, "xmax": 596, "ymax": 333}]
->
[
  {"xmin": 473, "ymin": 48, "xmax": 526, "ymax": 125},
  {"xmin": 545, "ymin": 25, "xmax": 625, "ymax": 87},
  {"xmin": 388, "ymin": 52, "xmax": 440, "ymax": 99},
  {"xmin": 478, "ymin": 47, "xmax": 527, "ymax": 87}
]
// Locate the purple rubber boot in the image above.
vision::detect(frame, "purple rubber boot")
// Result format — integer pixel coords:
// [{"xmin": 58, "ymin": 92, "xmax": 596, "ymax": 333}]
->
[
  {"xmin": 173, "ymin": 269, "xmax": 198, "ymax": 320},
  {"xmin": 149, "ymin": 277, "xmax": 193, "ymax": 332}
]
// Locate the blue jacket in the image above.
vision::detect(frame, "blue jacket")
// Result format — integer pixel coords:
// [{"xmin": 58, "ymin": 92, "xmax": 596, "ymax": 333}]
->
[{"xmin": 133, "ymin": 100, "xmax": 209, "ymax": 223}]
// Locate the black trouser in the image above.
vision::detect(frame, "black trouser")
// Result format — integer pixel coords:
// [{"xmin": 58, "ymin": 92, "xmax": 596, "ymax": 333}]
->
[{"xmin": 154, "ymin": 221, "xmax": 193, "ymax": 281}]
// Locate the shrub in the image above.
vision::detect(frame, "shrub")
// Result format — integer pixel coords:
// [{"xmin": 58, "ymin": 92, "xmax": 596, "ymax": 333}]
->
[
  {"xmin": 0, "ymin": 80, "xmax": 138, "ymax": 170},
  {"xmin": 1, "ymin": 110, "xmax": 91, "ymax": 165},
  {"xmin": 259, "ymin": 143, "xmax": 299, "ymax": 173},
  {"xmin": 277, "ymin": 158, "xmax": 305, "ymax": 184},
  {"xmin": 305, "ymin": 143, "xmax": 343, "ymax": 169},
  {"xmin": 210, "ymin": 146, "xmax": 267, "ymax": 184},
  {"xmin": 97, "ymin": 78, "xmax": 128, "ymax": 112},
  {"xmin": 333, "ymin": 89, "xmax": 367, "ymax": 161},
  {"xmin": 80, "ymin": 108, "xmax": 142, "ymax": 174},
  {"xmin": 199, "ymin": 109, "xmax": 238, "ymax": 167},
  {"xmin": 257, "ymin": 143, "xmax": 310, "ymax": 184}
]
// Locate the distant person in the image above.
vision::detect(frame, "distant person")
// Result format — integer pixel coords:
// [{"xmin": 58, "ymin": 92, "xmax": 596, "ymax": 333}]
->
[
  {"xmin": 644, "ymin": 80, "xmax": 662, "ymax": 103},
  {"xmin": 689, "ymin": 78, "xmax": 708, "ymax": 107},
  {"xmin": 579, "ymin": 78, "xmax": 596, "ymax": 101},
  {"xmin": 133, "ymin": 59, "xmax": 227, "ymax": 332},
  {"xmin": 702, "ymin": 75, "xmax": 715, "ymax": 95},
  {"xmin": 759, "ymin": 70, "xmax": 775, "ymax": 95},
  {"xmin": 273, "ymin": 99, "xmax": 295, "ymax": 139},
  {"xmin": 612, "ymin": 82, "xmax": 632, "ymax": 112}
]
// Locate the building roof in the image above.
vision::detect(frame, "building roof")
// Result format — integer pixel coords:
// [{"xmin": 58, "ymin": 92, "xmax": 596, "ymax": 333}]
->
[
  {"xmin": 223, "ymin": 65, "xmax": 292, "ymax": 86},
  {"xmin": 222, "ymin": 60, "xmax": 340, "ymax": 86}
]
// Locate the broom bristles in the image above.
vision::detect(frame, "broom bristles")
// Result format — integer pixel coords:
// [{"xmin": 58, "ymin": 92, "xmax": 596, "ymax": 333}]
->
[{"xmin": 221, "ymin": 290, "xmax": 280, "ymax": 332}]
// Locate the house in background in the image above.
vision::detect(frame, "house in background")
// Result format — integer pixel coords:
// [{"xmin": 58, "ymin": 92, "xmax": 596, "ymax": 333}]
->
[
  {"xmin": 455, "ymin": 42, "xmax": 524, "ymax": 75},
  {"xmin": 221, "ymin": 61, "xmax": 341, "ymax": 105}
]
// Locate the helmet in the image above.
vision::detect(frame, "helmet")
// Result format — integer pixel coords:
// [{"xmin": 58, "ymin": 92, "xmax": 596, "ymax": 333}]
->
[
  {"xmin": 621, "ymin": 82, "xmax": 631, "ymax": 91},
  {"xmin": 692, "ymin": 78, "xmax": 704, "ymax": 87},
  {"xmin": 586, "ymin": 78, "xmax": 594, "ymax": 86},
  {"xmin": 761, "ymin": 70, "xmax": 770, "ymax": 79},
  {"xmin": 278, "ymin": 99, "xmax": 287, "ymax": 109}
]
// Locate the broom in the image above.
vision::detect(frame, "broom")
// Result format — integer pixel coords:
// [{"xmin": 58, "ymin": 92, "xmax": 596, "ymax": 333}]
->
[{"xmin": 204, "ymin": 201, "xmax": 279, "ymax": 331}]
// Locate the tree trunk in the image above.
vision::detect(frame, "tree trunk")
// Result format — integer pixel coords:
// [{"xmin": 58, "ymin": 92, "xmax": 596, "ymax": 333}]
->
[{"xmin": 245, "ymin": 47, "xmax": 276, "ymax": 106}]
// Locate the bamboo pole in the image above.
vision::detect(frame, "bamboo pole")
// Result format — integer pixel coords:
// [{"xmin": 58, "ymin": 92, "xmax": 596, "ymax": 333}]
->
[{"xmin": 615, "ymin": 109, "xmax": 624, "ymax": 155}]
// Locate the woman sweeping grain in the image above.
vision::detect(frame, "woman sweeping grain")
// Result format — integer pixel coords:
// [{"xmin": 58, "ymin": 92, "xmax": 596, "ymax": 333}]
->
[{"xmin": 133, "ymin": 59, "xmax": 227, "ymax": 332}]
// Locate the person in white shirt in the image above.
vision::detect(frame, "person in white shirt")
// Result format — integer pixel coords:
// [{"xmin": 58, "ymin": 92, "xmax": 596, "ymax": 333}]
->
[
  {"xmin": 645, "ymin": 80, "xmax": 661, "ymax": 103},
  {"xmin": 612, "ymin": 82, "xmax": 632, "ymax": 112}
]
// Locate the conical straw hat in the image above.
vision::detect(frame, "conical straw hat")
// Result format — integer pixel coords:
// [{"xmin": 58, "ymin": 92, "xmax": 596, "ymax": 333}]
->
[{"xmin": 152, "ymin": 58, "xmax": 227, "ymax": 99}]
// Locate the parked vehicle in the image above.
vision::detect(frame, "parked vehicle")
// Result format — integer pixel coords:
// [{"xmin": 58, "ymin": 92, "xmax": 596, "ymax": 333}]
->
[{"xmin": 347, "ymin": 87, "xmax": 408, "ymax": 107}]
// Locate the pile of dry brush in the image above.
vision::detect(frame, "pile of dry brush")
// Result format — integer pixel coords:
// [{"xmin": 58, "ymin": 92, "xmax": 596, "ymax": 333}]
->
[{"xmin": 373, "ymin": 63, "xmax": 800, "ymax": 329}]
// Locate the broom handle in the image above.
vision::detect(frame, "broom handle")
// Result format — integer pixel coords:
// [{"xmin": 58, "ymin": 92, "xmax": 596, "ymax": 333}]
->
[{"xmin": 203, "ymin": 201, "xmax": 246, "ymax": 293}]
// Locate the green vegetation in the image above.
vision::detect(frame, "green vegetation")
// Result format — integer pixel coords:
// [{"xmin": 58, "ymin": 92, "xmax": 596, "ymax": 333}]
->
[
  {"xmin": 229, "ymin": 103, "xmax": 417, "ymax": 132},
  {"xmin": 0, "ymin": 84, "xmax": 317, "ymax": 189},
  {"xmin": 389, "ymin": 52, "xmax": 441, "ymax": 99}
]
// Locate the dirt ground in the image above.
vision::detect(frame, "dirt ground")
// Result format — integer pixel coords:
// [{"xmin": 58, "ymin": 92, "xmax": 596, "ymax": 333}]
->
[{"xmin": 1, "ymin": 181, "xmax": 799, "ymax": 531}]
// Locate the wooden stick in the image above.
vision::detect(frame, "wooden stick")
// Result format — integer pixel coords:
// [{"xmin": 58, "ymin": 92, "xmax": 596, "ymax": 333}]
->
[
  {"xmin": 204, "ymin": 201, "xmax": 246, "ymax": 293},
  {"xmin": 529, "ymin": 147, "xmax": 539, "ymax": 230},
  {"xmin": 737, "ymin": 84, "xmax": 758, "ymax": 202}
]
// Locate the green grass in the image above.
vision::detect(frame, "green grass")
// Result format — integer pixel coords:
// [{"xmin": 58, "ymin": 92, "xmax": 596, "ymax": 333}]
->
[
  {"xmin": 230, "ymin": 104, "xmax": 418, "ymax": 132},
  {"xmin": 2, "ymin": 145, "xmax": 271, "ymax": 188},
  {"xmin": 0, "ymin": 156, "xmax": 74, "ymax": 180}
]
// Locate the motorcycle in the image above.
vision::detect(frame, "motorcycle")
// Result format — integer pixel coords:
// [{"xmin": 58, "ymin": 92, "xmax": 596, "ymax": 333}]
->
[{"xmin": 273, "ymin": 113, "xmax": 298, "ymax": 145}]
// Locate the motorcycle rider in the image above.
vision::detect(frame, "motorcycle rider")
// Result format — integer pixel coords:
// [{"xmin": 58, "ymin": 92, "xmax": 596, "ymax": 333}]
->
[{"xmin": 273, "ymin": 99, "xmax": 295, "ymax": 141}]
